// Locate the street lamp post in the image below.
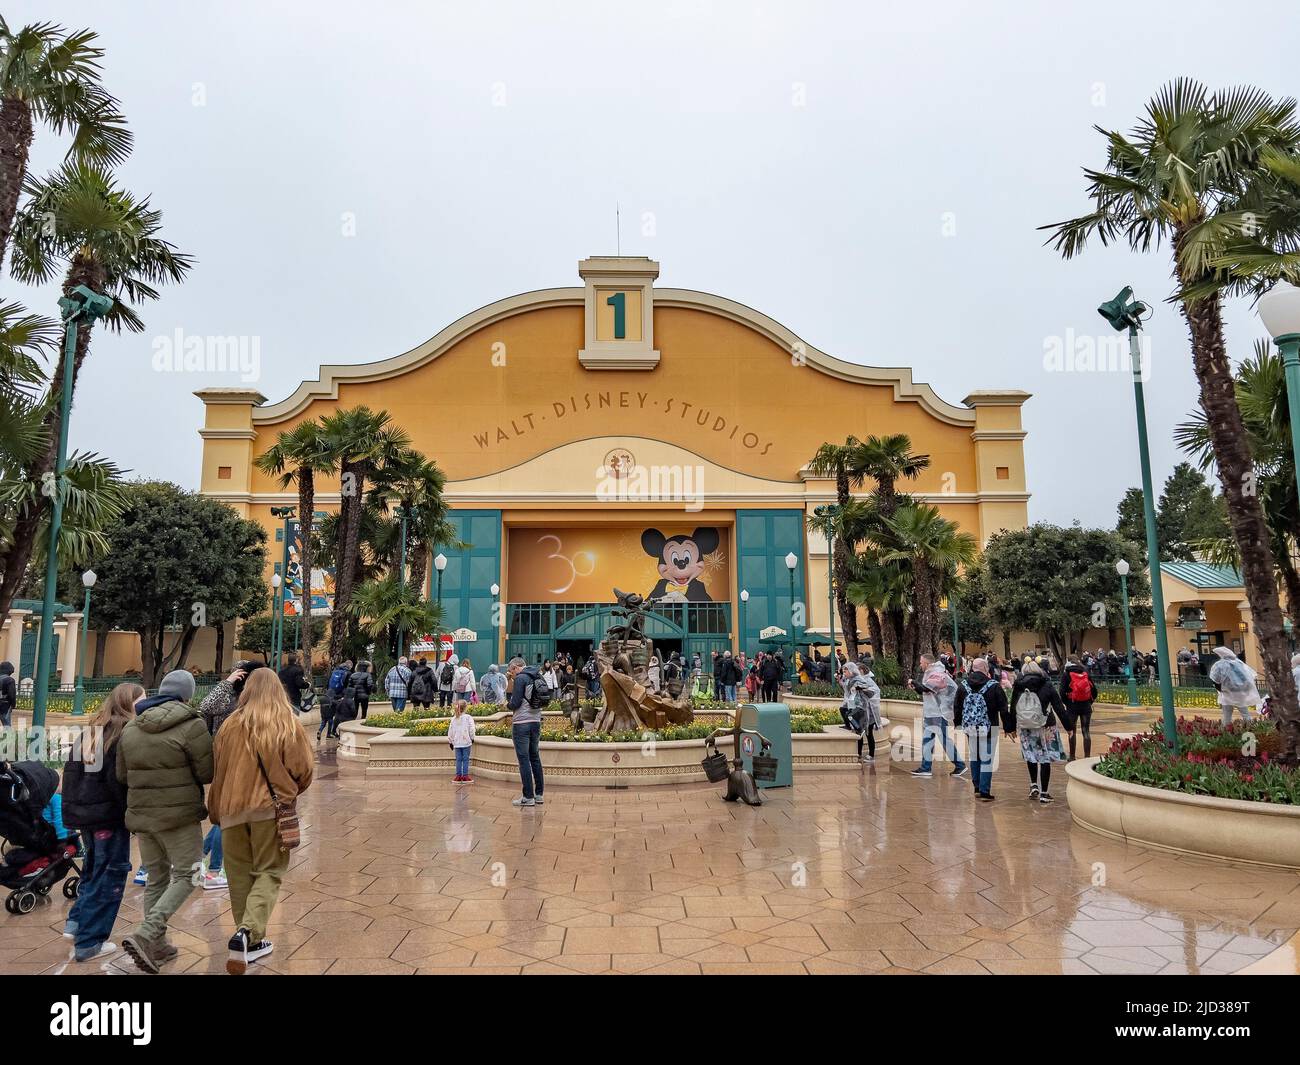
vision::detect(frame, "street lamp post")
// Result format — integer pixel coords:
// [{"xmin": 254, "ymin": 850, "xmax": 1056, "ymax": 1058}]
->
[
  {"xmin": 784, "ymin": 552, "xmax": 798, "ymax": 684},
  {"xmin": 1116, "ymin": 560, "xmax": 1140, "ymax": 708},
  {"xmin": 72, "ymin": 569, "xmax": 97, "ymax": 716},
  {"xmin": 395, "ymin": 502, "xmax": 409, "ymax": 659},
  {"xmin": 739, "ymin": 589, "xmax": 749, "ymax": 658},
  {"xmin": 814, "ymin": 504, "xmax": 840, "ymax": 676},
  {"xmin": 269, "ymin": 506, "xmax": 296, "ymax": 668},
  {"xmin": 31, "ymin": 285, "xmax": 114, "ymax": 728},
  {"xmin": 434, "ymin": 552, "xmax": 448, "ymax": 639},
  {"xmin": 270, "ymin": 574, "xmax": 282, "ymax": 666},
  {"xmin": 490, "ymin": 582, "xmax": 500, "ymax": 661},
  {"xmin": 949, "ymin": 597, "xmax": 961, "ymax": 672},
  {"xmin": 1259, "ymin": 281, "xmax": 1300, "ymax": 504},
  {"xmin": 1099, "ymin": 286, "xmax": 1177, "ymax": 750}
]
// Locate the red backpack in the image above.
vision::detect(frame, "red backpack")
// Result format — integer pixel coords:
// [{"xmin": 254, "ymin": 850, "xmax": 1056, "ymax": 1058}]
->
[{"xmin": 1067, "ymin": 670, "xmax": 1092, "ymax": 703}]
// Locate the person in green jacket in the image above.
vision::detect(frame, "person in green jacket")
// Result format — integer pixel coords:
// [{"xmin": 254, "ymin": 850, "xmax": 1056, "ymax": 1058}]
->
[{"xmin": 116, "ymin": 670, "xmax": 214, "ymax": 974}]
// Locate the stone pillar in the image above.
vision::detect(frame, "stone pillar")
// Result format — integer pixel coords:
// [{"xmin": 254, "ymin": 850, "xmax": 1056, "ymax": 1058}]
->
[
  {"xmin": 3, "ymin": 608, "xmax": 30, "ymax": 670},
  {"xmin": 962, "ymin": 390, "xmax": 1032, "ymax": 545},
  {"xmin": 1237, "ymin": 601, "xmax": 1261, "ymax": 669},
  {"xmin": 50, "ymin": 621, "xmax": 67, "ymax": 689},
  {"xmin": 60, "ymin": 612, "xmax": 83, "ymax": 691}
]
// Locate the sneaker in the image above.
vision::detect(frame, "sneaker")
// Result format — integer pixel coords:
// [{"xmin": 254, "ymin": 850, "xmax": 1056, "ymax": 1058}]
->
[
  {"xmin": 463, "ymin": 775, "xmax": 474, "ymax": 783},
  {"xmin": 122, "ymin": 934, "xmax": 162, "ymax": 975},
  {"xmin": 73, "ymin": 941, "xmax": 118, "ymax": 962},
  {"xmin": 911, "ymin": 768, "xmax": 933, "ymax": 778},
  {"xmin": 1039, "ymin": 792, "xmax": 1054, "ymax": 805},
  {"xmin": 203, "ymin": 871, "xmax": 228, "ymax": 891},
  {"xmin": 978, "ymin": 793, "xmax": 996, "ymax": 802},
  {"xmin": 860, "ymin": 754, "xmax": 874, "ymax": 763},
  {"xmin": 951, "ymin": 766, "xmax": 969, "ymax": 779},
  {"xmin": 227, "ymin": 928, "xmax": 251, "ymax": 975},
  {"xmin": 1029, "ymin": 784, "xmax": 1040, "ymax": 799},
  {"xmin": 62, "ymin": 920, "xmax": 76, "ymax": 940},
  {"xmin": 511, "ymin": 796, "xmax": 536, "ymax": 807},
  {"xmin": 132, "ymin": 868, "xmax": 148, "ymax": 886},
  {"xmin": 247, "ymin": 939, "xmax": 274, "ymax": 964},
  {"xmin": 534, "ymin": 794, "xmax": 544, "ymax": 804}
]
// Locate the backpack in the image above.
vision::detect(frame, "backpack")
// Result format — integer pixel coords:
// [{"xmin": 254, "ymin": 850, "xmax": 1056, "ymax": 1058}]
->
[
  {"xmin": 963, "ymin": 683, "xmax": 990, "ymax": 729},
  {"xmin": 440, "ymin": 662, "xmax": 455, "ymax": 685},
  {"xmin": 528, "ymin": 672, "xmax": 552, "ymax": 709},
  {"xmin": 1067, "ymin": 670, "xmax": 1092, "ymax": 703},
  {"xmin": 1015, "ymin": 688, "xmax": 1047, "ymax": 730},
  {"xmin": 328, "ymin": 666, "xmax": 350, "ymax": 693},
  {"xmin": 409, "ymin": 670, "xmax": 432, "ymax": 702}
]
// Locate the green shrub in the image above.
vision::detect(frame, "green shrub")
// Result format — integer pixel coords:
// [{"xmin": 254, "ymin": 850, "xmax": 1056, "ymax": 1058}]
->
[{"xmin": 790, "ymin": 716, "xmax": 825, "ymax": 734}]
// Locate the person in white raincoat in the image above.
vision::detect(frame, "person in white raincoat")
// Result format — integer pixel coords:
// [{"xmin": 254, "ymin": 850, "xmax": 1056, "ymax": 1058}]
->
[{"xmin": 1208, "ymin": 646, "xmax": 1261, "ymax": 726}]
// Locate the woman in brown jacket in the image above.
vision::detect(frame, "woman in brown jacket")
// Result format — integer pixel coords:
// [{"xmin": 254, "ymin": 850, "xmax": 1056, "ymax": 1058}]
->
[{"xmin": 207, "ymin": 667, "xmax": 314, "ymax": 974}]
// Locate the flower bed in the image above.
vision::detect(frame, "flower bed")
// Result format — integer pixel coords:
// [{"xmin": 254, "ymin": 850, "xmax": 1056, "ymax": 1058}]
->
[
  {"xmin": 1095, "ymin": 717, "xmax": 1297, "ymax": 804},
  {"xmin": 403, "ymin": 713, "xmax": 732, "ymax": 742},
  {"xmin": 792, "ymin": 680, "xmax": 917, "ymax": 701},
  {"xmin": 1094, "ymin": 684, "xmax": 1220, "ymax": 709}
]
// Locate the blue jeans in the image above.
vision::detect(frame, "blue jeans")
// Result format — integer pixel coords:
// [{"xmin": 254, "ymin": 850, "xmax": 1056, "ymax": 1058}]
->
[
  {"xmin": 512, "ymin": 722, "xmax": 543, "ymax": 800},
  {"xmin": 203, "ymin": 823, "xmax": 223, "ymax": 871},
  {"xmin": 455, "ymin": 746, "xmax": 471, "ymax": 777},
  {"xmin": 390, "ymin": 696, "xmax": 407, "ymax": 711},
  {"xmin": 69, "ymin": 826, "xmax": 132, "ymax": 957},
  {"xmin": 919, "ymin": 718, "xmax": 965, "ymax": 772},
  {"xmin": 724, "ymin": 684, "xmax": 736, "ymax": 703},
  {"xmin": 966, "ymin": 725, "xmax": 996, "ymax": 794}
]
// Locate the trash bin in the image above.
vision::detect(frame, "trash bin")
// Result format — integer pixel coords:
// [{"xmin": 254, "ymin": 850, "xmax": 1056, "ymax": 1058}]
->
[{"xmin": 738, "ymin": 702, "xmax": 793, "ymax": 788}]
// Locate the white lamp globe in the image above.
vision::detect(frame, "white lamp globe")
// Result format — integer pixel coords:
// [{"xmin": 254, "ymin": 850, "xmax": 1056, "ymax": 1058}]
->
[
  {"xmin": 1258, "ymin": 281, "xmax": 1300, "ymax": 339},
  {"xmin": 434, "ymin": 553, "xmax": 448, "ymax": 572},
  {"xmin": 784, "ymin": 552, "xmax": 798, "ymax": 571},
  {"xmin": 740, "ymin": 589, "xmax": 749, "ymax": 603},
  {"xmin": 82, "ymin": 569, "xmax": 97, "ymax": 589},
  {"xmin": 1116, "ymin": 559, "xmax": 1130, "ymax": 577}
]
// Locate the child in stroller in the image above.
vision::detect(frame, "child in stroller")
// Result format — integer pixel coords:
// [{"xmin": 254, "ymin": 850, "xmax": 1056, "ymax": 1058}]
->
[{"xmin": 0, "ymin": 761, "xmax": 82, "ymax": 914}]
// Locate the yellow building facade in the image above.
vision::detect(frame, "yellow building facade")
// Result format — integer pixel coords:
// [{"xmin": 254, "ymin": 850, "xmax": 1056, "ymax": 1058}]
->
[{"xmin": 197, "ymin": 257, "xmax": 1031, "ymax": 665}]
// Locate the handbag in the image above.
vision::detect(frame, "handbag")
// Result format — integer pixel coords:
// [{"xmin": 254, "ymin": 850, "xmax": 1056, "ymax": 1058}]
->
[{"xmin": 255, "ymin": 752, "xmax": 301, "ymax": 852}]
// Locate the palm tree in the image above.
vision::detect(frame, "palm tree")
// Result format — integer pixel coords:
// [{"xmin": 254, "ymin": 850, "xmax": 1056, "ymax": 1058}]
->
[
  {"xmin": 255, "ymin": 420, "xmax": 336, "ymax": 672},
  {"xmin": 855, "ymin": 434, "xmax": 930, "ymax": 515},
  {"xmin": 1042, "ymin": 79, "xmax": 1300, "ymax": 760},
  {"xmin": 349, "ymin": 574, "xmax": 443, "ymax": 652},
  {"xmin": 1175, "ymin": 339, "xmax": 1300, "ymax": 628},
  {"xmin": 806, "ymin": 437, "xmax": 864, "ymax": 656},
  {"xmin": 880, "ymin": 504, "xmax": 977, "ymax": 664},
  {"xmin": 0, "ymin": 161, "xmax": 191, "ymax": 625},
  {"xmin": 0, "ymin": 20, "xmax": 131, "ymax": 269},
  {"xmin": 319, "ymin": 406, "xmax": 410, "ymax": 660},
  {"xmin": 367, "ymin": 447, "xmax": 457, "ymax": 600}
]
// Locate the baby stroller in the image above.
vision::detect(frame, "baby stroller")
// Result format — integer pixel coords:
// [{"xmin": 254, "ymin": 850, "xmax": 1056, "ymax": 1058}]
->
[{"xmin": 0, "ymin": 761, "xmax": 81, "ymax": 915}]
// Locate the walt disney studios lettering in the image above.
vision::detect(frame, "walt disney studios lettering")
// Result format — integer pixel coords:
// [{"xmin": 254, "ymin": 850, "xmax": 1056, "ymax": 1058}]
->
[{"xmin": 471, "ymin": 390, "xmax": 776, "ymax": 456}]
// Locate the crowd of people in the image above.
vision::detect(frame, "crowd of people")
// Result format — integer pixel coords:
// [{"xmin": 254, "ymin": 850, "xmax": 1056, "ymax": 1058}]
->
[{"xmin": 57, "ymin": 664, "xmax": 312, "ymax": 974}]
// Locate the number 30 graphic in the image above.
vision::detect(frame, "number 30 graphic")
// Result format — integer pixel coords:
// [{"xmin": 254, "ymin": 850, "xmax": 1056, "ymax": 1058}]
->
[{"xmin": 540, "ymin": 534, "xmax": 596, "ymax": 594}]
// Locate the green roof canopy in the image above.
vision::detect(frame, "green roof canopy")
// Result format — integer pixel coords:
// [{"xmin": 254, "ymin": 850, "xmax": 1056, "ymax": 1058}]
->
[{"xmin": 1160, "ymin": 562, "xmax": 1243, "ymax": 591}]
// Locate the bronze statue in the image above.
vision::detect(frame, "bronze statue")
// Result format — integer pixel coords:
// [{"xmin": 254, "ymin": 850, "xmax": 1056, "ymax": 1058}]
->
[
  {"xmin": 586, "ymin": 587, "xmax": 695, "ymax": 734},
  {"xmin": 704, "ymin": 721, "xmax": 772, "ymax": 806}
]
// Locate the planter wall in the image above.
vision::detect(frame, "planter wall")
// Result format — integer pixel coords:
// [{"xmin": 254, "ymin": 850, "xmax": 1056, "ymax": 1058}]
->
[
  {"xmin": 361, "ymin": 725, "xmax": 863, "ymax": 785},
  {"xmin": 1065, "ymin": 757, "xmax": 1300, "ymax": 870}
]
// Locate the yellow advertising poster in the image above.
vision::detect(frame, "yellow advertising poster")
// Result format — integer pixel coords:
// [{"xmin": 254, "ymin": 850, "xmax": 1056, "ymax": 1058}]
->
[{"xmin": 507, "ymin": 525, "xmax": 730, "ymax": 604}]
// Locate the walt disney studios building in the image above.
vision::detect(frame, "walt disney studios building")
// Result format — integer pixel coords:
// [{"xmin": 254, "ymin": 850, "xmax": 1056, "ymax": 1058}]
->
[{"xmin": 196, "ymin": 257, "xmax": 1030, "ymax": 665}]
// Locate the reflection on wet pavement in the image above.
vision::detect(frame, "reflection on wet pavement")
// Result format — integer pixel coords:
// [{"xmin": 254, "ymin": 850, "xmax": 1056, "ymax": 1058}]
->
[{"xmin": 3, "ymin": 712, "xmax": 1296, "ymax": 975}]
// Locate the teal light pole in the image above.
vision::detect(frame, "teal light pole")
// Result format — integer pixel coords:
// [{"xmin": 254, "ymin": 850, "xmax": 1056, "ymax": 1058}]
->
[
  {"xmin": 949, "ymin": 597, "xmax": 961, "ymax": 672},
  {"xmin": 1099, "ymin": 287, "xmax": 1177, "ymax": 750},
  {"xmin": 72, "ymin": 569, "xmax": 97, "ymax": 716},
  {"xmin": 784, "ymin": 552, "xmax": 798, "ymax": 683},
  {"xmin": 739, "ymin": 589, "xmax": 749, "ymax": 658},
  {"xmin": 395, "ymin": 503, "xmax": 409, "ymax": 659},
  {"xmin": 32, "ymin": 285, "xmax": 114, "ymax": 728},
  {"xmin": 434, "ymin": 552, "xmax": 448, "ymax": 645},
  {"xmin": 1259, "ymin": 282, "xmax": 1300, "ymax": 516},
  {"xmin": 269, "ymin": 506, "xmax": 296, "ymax": 667},
  {"xmin": 270, "ymin": 574, "xmax": 282, "ymax": 666},
  {"xmin": 1116, "ymin": 559, "xmax": 1140, "ymax": 708},
  {"xmin": 814, "ymin": 504, "xmax": 840, "ymax": 675}
]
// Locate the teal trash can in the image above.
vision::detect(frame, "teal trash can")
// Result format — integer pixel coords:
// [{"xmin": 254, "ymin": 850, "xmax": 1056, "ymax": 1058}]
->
[{"xmin": 738, "ymin": 702, "xmax": 793, "ymax": 788}]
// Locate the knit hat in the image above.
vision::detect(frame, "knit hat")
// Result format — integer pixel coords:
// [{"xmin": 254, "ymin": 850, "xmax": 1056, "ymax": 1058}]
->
[{"xmin": 158, "ymin": 669, "xmax": 196, "ymax": 703}]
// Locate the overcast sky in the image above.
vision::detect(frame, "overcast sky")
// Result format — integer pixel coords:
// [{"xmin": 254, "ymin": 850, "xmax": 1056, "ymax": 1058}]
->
[{"xmin": 9, "ymin": 0, "xmax": 1298, "ymax": 525}]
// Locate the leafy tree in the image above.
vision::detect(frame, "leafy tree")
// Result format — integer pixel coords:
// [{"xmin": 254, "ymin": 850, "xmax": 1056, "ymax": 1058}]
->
[
  {"xmin": 91, "ymin": 482, "xmax": 267, "ymax": 686},
  {"xmin": 0, "ymin": 19, "xmax": 131, "ymax": 269},
  {"xmin": 1114, "ymin": 462, "xmax": 1230, "ymax": 563},
  {"xmin": 1043, "ymin": 77, "xmax": 1300, "ymax": 759},
  {"xmin": 1, "ymin": 162, "xmax": 191, "ymax": 624},
  {"xmin": 984, "ymin": 524, "xmax": 1151, "ymax": 664},
  {"xmin": 1115, "ymin": 488, "xmax": 1148, "ymax": 562},
  {"xmin": 939, "ymin": 560, "xmax": 994, "ymax": 654}
]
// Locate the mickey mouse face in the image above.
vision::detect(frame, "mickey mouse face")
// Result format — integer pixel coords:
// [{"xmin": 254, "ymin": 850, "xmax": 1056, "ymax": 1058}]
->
[{"xmin": 641, "ymin": 527, "xmax": 721, "ymax": 585}]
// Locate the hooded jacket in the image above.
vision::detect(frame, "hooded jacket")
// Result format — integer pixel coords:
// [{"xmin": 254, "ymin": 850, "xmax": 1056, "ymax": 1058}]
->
[
  {"xmin": 1059, "ymin": 663, "xmax": 1097, "ymax": 706},
  {"xmin": 508, "ymin": 664, "xmax": 545, "ymax": 724},
  {"xmin": 116, "ymin": 698, "xmax": 214, "ymax": 834},
  {"xmin": 63, "ymin": 737, "xmax": 128, "ymax": 832},
  {"xmin": 1008, "ymin": 672, "xmax": 1065, "ymax": 731}
]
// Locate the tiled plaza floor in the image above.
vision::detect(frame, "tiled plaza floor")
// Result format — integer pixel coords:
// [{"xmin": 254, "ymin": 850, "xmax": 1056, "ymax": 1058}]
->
[{"xmin": 3, "ymin": 724, "xmax": 1298, "ymax": 976}]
